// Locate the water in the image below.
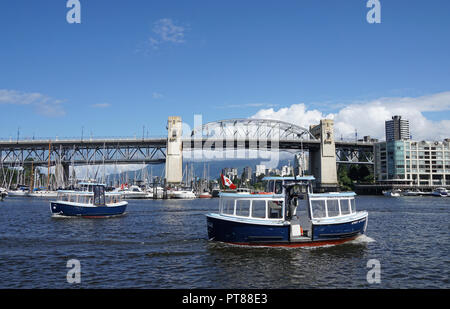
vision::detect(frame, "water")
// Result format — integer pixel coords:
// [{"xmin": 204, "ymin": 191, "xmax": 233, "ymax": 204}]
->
[{"xmin": 0, "ymin": 195, "xmax": 448, "ymax": 289}]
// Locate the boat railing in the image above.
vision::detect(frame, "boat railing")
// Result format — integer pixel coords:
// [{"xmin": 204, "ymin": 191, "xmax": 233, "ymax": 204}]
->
[
  {"xmin": 219, "ymin": 194, "xmax": 285, "ymax": 221},
  {"xmin": 308, "ymin": 193, "xmax": 357, "ymax": 220}
]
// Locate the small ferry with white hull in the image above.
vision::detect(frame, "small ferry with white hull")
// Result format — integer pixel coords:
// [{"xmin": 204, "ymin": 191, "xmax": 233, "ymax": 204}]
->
[{"xmin": 206, "ymin": 176, "xmax": 368, "ymax": 247}]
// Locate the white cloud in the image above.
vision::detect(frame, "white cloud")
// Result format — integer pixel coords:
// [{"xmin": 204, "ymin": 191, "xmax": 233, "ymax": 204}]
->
[
  {"xmin": 250, "ymin": 91, "xmax": 450, "ymax": 141},
  {"xmin": 251, "ymin": 103, "xmax": 328, "ymax": 130},
  {"xmin": 147, "ymin": 18, "xmax": 186, "ymax": 50},
  {"xmin": 153, "ymin": 18, "xmax": 185, "ymax": 43},
  {"xmin": 0, "ymin": 89, "xmax": 65, "ymax": 117}
]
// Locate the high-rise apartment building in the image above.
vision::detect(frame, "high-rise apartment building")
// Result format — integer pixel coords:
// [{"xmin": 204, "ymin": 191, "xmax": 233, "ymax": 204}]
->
[{"xmin": 385, "ymin": 115, "xmax": 410, "ymax": 141}]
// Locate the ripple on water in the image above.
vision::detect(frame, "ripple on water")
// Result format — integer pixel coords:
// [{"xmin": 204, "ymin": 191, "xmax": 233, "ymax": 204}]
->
[{"xmin": 0, "ymin": 196, "xmax": 449, "ymax": 288}]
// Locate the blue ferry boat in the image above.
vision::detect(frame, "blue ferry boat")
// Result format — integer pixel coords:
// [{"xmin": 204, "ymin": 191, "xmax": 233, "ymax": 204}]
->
[
  {"xmin": 206, "ymin": 176, "xmax": 368, "ymax": 247},
  {"xmin": 50, "ymin": 184, "xmax": 127, "ymax": 218}
]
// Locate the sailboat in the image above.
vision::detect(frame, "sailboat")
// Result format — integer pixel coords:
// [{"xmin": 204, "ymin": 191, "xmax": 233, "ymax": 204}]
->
[
  {"xmin": 198, "ymin": 163, "xmax": 212, "ymax": 198},
  {"xmin": 169, "ymin": 163, "xmax": 196, "ymax": 199}
]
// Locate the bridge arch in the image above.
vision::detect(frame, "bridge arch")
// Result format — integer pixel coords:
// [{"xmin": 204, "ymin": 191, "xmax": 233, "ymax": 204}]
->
[{"xmin": 190, "ymin": 118, "xmax": 317, "ymax": 141}]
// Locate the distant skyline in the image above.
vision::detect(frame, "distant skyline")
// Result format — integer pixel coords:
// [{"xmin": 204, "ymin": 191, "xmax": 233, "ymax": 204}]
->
[{"xmin": 1, "ymin": 0, "xmax": 449, "ymax": 141}]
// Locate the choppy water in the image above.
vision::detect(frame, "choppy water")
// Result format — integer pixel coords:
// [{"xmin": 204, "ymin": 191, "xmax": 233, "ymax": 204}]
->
[{"xmin": 0, "ymin": 195, "xmax": 448, "ymax": 288}]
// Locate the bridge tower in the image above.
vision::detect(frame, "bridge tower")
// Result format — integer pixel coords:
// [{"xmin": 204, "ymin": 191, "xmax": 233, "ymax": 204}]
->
[
  {"xmin": 309, "ymin": 119, "xmax": 338, "ymax": 191},
  {"xmin": 165, "ymin": 116, "xmax": 183, "ymax": 184}
]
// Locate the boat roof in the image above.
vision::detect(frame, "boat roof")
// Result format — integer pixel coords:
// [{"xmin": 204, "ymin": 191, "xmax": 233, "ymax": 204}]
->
[
  {"xmin": 78, "ymin": 182, "xmax": 106, "ymax": 186},
  {"xmin": 57, "ymin": 190, "xmax": 122, "ymax": 195},
  {"xmin": 309, "ymin": 192, "xmax": 356, "ymax": 198},
  {"xmin": 219, "ymin": 192, "xmax": 284, "ymax": 199},
  {"xmin": 262, "ymin": 176, "xmax": 315, "ymax": 181}
]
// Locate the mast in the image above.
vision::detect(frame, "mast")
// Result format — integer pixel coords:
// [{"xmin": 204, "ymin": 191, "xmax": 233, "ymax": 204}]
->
[
  {"xmin": 47, "ymin": 141, "xmax": 51, "ymax": 190},
  {"xmin": 30, "ymin": 161, "xmax": 34, "ymax": 192}
]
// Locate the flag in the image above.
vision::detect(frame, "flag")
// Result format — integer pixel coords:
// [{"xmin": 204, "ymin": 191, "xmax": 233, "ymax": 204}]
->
[{"xmin": 221, "ymin": 174, "xmax": 236, "ymax": 190}]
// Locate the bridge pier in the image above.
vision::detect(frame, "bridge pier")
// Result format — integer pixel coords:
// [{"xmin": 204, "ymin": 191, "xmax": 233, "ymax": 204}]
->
[
  {"xmin": 165, "ymin": 116, "xmax": 183, "ymax": 185},
  {"xmin": 309, "ymin": 119, "xmax": 339, "ymax": 192},
  {"xmin": 54, "ymin": 162, "xmax": 70, "ymax": 189}
]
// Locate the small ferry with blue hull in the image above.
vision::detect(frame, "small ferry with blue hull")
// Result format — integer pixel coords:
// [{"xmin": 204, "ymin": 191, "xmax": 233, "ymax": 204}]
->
[
  {"xmin": 50, "ymin": 184, "xmax": 127, "ymax": 218},
  {"xmin": 206, "ymin": 176, "xmax": 368, "ymax": 247}
]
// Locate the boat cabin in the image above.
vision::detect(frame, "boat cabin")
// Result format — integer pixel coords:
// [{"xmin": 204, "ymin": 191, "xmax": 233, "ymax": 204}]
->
[
  {"xmin": 217, "ymin": 176, "xmax": 359, "ymax": 223},
  {"xmin": 219, "ymin": 193, "xmax": 285, "ymax": 221},
  {"xmin": 57, "ymin": 184, "xmax": 123, "ymax": 206},
  {"xmin": 308, "ymin": 192, "xmax": 357, "ymax": 220},
  {"xmin": 263, "ymin": 176, "xmax": 314, "ymax": 195}
]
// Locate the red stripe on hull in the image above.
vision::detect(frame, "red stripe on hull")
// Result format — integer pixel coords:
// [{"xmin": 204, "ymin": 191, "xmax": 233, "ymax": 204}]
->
[{"xmin": 227, "ymin": 236, "xmax": 358, "ymax": 248}]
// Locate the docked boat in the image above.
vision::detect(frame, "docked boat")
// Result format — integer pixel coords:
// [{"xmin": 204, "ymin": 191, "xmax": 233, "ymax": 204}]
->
[
  {"xmin": 431, "ymin": 187, "xmax": 448, "ymax": 197},
  {"xmin": 403, "ymin": 189, "xmax": 425, "ymax": 196},
  {"xmin": 382, "ymin": 189, "xmax": 401, "ymax": 197},
  {"xmin": 170, "ymin": 188, "xmax": 196, "ymax": 199},
  {"xmin": 28, "ymin": 188, "xmax": 58, "ymax": 198},
  {"xmin": 206, "ymin": 176, "xmax": 368, "ymax": 247},
  {"xmin": 235, "ymin": 188, "xmax": 252, "ymax": 194},
  {"xmin": 118, "ymin": 185, "xmax": 151, "ymax": 199},
  {"xmin": 198, "ymin": 191, "xmax": 213, "ymax": 198},
  {"xmin": 7, "ymin": 186, "xmax": 29, "ymax": 197},
  {"xmin": 0, "ymin": 188, "xmax": 7, "ymax": 201},
  {"xmin": 50, "ymin": 184, "xmax": 127, "ymax": 218}
]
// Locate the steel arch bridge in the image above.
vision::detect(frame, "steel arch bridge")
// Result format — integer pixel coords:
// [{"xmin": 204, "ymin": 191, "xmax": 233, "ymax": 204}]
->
[
  {"xmin": 0, "ymin": 118, "xmax": 374, "ymax": 168},
  {"xmin": 190, "ymin": 118, "xmax": 318, "ymax": 141}
]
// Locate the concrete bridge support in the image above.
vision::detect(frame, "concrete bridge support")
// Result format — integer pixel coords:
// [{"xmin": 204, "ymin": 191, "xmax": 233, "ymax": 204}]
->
[
  {"xmin": 165, "ymin": 116, "xmax": 183, "ymax": 184},
  {"xmin": 54, "ymin": 162, "xmax": 70, "ymax": 189},
  {"xmin": 309, "ymin": 119, "xmax": 339, "ymax": 191}
]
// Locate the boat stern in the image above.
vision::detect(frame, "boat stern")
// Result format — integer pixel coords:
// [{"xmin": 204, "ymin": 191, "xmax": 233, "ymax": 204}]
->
[{"xmin": 311, "ymin": 211, "xmax": 368, "ymax": 242}]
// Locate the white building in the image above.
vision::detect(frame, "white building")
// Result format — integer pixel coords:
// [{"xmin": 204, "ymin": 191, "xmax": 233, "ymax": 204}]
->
[
  {"xmin": 375, "ymin": 139, "xmax": 450, "ymax": 186},
  {"xmin": 281, "ymin": 165, "xmax": 293, "ymax": 177},
  {"xmin": 255, "ymin": 164, "xmax": 266, "ymax": 177}
]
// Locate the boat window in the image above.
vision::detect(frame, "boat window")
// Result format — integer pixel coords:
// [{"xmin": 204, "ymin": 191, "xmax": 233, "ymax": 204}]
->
[
  {"xmin": 265, "ymin": 181, "xmax": 274, "ymax": 193},
  {"xmin": 311, "ymin": 199, "xmax": 326, "ymax": 218},
  {"xmin": 236, "ymin": 200, "xmax": 250, "ymax": 217},
  {"xmin": 274, "ymin": 181, "xmax": 283, "ymax": 194},
  {"xmin": 327, "ymin": 199, "xmax": 340, "ymax": 217},
  {"xmin": 251, "ymin": 200, "xmax": 266, "ymax": 219},
  {"xmin": 340, "ymin": 199, "xmax": 351, "ymax": 215},
  {"xmin": 93, "ymin": 185, "xmax": 105, "ymax": 206},
  {"xmin": 222, "ymin": 199, "xmax": 235, "ymax": 215},
  {"xmin": 350, "ymin": 199, "xmax": 356, "ymax": 213},
  {"xmin": 268, "ymin": 200, "xmax": 283, "ymax": 219}
]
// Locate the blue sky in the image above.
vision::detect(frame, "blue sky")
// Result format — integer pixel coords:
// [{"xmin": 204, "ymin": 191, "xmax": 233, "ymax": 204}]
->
[{"xmin": 1, "ymin": 0, "xmax": 449, "ymax": 140}]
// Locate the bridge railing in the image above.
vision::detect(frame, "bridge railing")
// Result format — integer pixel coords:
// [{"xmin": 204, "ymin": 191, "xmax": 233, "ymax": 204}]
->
[{"xmin": 0, "ymin": 135, "xmax": 166, "ymax": 142}]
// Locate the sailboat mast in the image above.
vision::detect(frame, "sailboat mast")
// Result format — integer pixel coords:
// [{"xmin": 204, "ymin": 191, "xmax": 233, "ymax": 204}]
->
[{"xmin": 47, "ymin": 141, "xmax": 51, "ymax": 190}]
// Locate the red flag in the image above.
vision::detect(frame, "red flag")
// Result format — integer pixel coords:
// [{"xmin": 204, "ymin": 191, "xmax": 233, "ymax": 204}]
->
[{"xmin": 221, "ymin": 174, "xmax": 236, "ymax": 190}]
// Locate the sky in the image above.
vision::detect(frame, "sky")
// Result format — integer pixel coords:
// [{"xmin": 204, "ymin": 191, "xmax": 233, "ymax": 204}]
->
[{"xmin": 0, "ymin": 0, "xmax": 449, "ymax": 142}]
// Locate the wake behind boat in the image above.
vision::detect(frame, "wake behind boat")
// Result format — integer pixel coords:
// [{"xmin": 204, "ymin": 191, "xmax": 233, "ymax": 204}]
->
[
  {"xmin": 50, "ymin": 184, "xmax": 127, "ymax": 218},
  {"xmin": 206, "ymin": 176, "xmax": 368, "ymax": 247}
]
